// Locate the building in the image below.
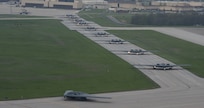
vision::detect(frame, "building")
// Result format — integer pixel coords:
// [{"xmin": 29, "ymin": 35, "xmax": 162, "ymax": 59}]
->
[
  {"xmin": 20, "ymin": 0, "xmax": 83, "ymax": 9},
  {"xmin": 20, "ymin": 0, "xmax": 109, "ymax": 9},
  {"xmin": 19, "ymin": 0, "xmax": 204, "ymax": 11},
  {"xmin": 107, "ymin": 1, "xmax": 204, "ymax": 13}
]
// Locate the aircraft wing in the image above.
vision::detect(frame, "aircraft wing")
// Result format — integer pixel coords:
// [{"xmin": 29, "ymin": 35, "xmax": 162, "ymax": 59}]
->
[
  {"xmin": 135, "ymin": 64, "xmax": 190, "ymax": 67},
  {"xmin": 84, "ymin": 95, "xmax": 112, "ymax": 99},
  {"xmin": 172, "ymin": 64, "xmax": 191, "ymax": 67},
  {"xmin": 67, "ymin": 94, "xmax": 111, "ymax": 99},
  {"xmin": 135, "ymin": 64, "xmax": 155, "ymax": 66},
  {"xmin": 141, "ymin": 50, "xmax": 149, "ymax": 52}
]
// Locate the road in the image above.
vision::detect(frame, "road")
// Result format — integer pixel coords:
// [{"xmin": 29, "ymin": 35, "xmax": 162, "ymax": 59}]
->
[{"xmin": 1, "ymin": 4, "xmax": 204, "ymax": 108}]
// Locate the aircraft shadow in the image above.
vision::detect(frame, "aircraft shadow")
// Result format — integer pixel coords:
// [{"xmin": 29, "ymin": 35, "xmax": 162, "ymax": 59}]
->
[
  {"xmin": 86, "ymin": 99, "xmax": 112, "ymax": 103},
  {"xmin": 64, "ymin": 98, "xmax": 112, "ymax": 103}
]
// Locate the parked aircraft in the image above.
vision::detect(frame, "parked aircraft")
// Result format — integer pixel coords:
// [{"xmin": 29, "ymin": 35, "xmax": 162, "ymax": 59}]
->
[
  {"xmin": 109, "ymin": 39, "xmax": 125, "ymax": 44},
  {"xmin": 128, "ymin": 49, "xmax": 149, "ymax": 55},
  {"xmin": 19, "ymin": 9, "xmax": 30, "ymax": 15},
  {"xmin": 66, "ymin": 14, "xmax": 74, "ymax": 17},
  {"xmin": 66, "ymin": 14, "xmax": 78, "ymax": 19},
  {"xmin": 95, "ymin": 32, "xmax": 109, "ymax": 37},
  {"xmin": 64, "ymin": 90, "xmax": 111, "ymax": 101},
  {"xmin": 85, "ymin": 26, "xmax": 97, "ymax": 31},
  {"xmin": 135, "ymin": 63, "xmax": 190, "ymax": 70},
  {"xmin": 76, "ymin": 21, "xmax": 88, "ymax": 26},
  {"xmin": 74, "ymin": 19, "xmax": 84, "ymax": 23}
]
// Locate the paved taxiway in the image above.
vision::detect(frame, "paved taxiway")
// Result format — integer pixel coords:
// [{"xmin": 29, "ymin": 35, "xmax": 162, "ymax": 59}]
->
[
  {"xmin": 103, "ymin": 27, "xmax": 204, "ymax": 46},
  {"xmin": 1, "ymin": 4, "xmax": 204, "ymax": 108},
  {"xmin": 61, "ymin": 17, "xmax": 204, "ymax": 89}
]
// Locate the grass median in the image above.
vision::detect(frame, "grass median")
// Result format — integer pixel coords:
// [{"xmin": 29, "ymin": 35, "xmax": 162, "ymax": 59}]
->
[
  {"xmin": 0, "ymin": 19, "xmax": 159, "ymax": 100},
  {"xmin": 108, "ymin": 30, "xmax": 204, "ymax": 77}
]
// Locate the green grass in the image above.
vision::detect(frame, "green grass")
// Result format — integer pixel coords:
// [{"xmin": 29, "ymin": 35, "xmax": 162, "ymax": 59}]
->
[
  {"xmin": 78, "ymin": 9, "xmax": 133, "ymax": 27},
  {"xmin": 0, "ymin": 20, "xmax": 158, "ymax": 100},
  {"xmin": 108, "ymin": 30, "xmax": 204, "ymax": 77},
  {"xmin": 0, "ymin": 14, "xmax": 47, "ymax": 18},
  {"xmin": 78, "ymin": 9, "xmax": 204, "ymax": 27}
]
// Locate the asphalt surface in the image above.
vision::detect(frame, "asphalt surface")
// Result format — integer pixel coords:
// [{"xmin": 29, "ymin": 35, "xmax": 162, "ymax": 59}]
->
[
  {"xmin": 103, "ymin": 27, "xmax": 204, "ymax": 46},
  {"xmin": 1, "ymin": 3, "xmax": 204, "ymax": 108}
]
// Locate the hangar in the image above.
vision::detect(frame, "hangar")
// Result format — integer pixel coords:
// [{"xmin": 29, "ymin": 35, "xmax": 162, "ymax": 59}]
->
[
  {"xmin": 20, "ymin": 0, "xmax": 83, "ymax": 9},
  {"xmin": 20, "ymin": 0, "xmax": 108, "ymax": 9}
]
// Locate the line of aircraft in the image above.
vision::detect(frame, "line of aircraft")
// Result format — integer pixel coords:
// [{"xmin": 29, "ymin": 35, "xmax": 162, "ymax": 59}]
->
[
  {"xmin": 65, "ymin": 15, "xmax": 113, "ymax": 101},
  {"xmin": 66, "ymin": 14, "xmax": 89, "ymax": 26},
  {"xmin": 66, "ymin": 14, "xmax": 190, "ymax": 71},
  {"xmin": 63, "ymin": 15, "xmax": 191, "ymax": 102}
]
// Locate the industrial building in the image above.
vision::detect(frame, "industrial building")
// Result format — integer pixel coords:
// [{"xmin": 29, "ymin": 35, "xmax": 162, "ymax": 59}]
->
[
  {"xmin": 20, "ymin": 0, "xmax": 109, "ymax": 9},
  {"xmin": 108, "ymin": 1, "xmax": 204, "ymax": 13},
  {"xmin": 20, "ymin": 0, "xmax": 83, "ymax": 9},
  {"xmin": 18, "ymin": 0, "xmax": 204, "ymax": 11}
]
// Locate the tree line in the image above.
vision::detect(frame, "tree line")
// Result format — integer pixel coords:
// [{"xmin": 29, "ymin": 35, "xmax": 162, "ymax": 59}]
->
[{"xmin": 131, "ymin": 13, "xmax": 204, "ymax": 26}]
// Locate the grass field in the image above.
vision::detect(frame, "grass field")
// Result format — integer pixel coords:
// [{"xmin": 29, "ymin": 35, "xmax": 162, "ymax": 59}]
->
[
  {"xmin": 78, "ymin": 9, "xmax": 133, "ymax": 27},
  {"xmin": 79, "ymin": 9, "xmax": 204, "ymax": 27},
  {"xmin": 0, "ymin": 14, "xmax": 46, "ymax": 18},
  {"xmin": 108, "ymin": 30, "xmax": 204, "ymax": 77},
  {"xmin": 0, "ymin": 19, "xmax": 159, "ymax": 100}
]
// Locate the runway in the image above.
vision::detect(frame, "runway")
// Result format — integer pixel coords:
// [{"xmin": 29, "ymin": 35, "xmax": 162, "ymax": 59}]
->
[{"xmin": 1, "ymin": 4, "xmax": 204, "ymax": 108}]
